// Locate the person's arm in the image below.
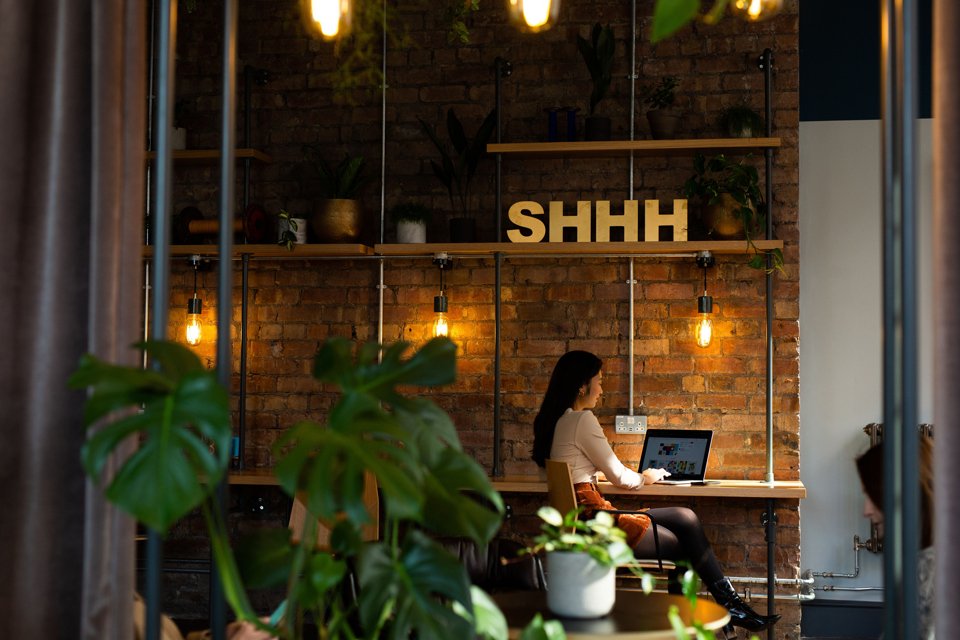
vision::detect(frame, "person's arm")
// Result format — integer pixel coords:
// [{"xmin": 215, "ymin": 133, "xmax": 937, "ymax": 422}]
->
[{"xmin": 575, "ymin": 412, "xmax": 644, "ymax": 489}]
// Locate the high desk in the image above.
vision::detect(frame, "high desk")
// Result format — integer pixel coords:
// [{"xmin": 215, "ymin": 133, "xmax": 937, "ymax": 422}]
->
[
  {"xmin": 226, "ymin": 471, "xmax": 806, "ymax": 630},
  {"xmin": 490, "ymin": 475, "xmax": 806, "ymax": 636}
]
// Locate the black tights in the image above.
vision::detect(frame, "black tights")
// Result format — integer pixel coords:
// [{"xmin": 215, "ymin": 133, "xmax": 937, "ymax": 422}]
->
[{"xmin": 631, "ymin": 507, "xmax": 724, "ymax": 586}]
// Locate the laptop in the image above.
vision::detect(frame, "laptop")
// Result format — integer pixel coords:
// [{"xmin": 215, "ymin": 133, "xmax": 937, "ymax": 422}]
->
[{"xmin": 637, "ymin": 428, "xmax": 714, "ymax": 485}]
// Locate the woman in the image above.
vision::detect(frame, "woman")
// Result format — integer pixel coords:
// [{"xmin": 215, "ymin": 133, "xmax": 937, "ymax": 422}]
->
[
  {"xmin": 855, "ymin": 438, "xmax": 934, "ymax": 639},
  {"xmin": 532, "ymin": 351, "xmax": 780, "ymax": 633}
]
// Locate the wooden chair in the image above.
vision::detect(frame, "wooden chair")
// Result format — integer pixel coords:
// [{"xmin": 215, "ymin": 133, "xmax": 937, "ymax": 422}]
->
[
  {"xmin": 544, "ymin": 459, "xmax": 675, "ymax": 575},
  {"xmin": 288, "ymin": 469, "xmax": 380, "ymax": 548}
]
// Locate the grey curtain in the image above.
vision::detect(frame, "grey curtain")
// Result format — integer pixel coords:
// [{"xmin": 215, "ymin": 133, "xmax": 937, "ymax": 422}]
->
[
  {"xmin": 933, "ymin": 1, "xmax": 959, "ymax": 637},
  {"xmin": 0, "ymin": 0, "xmax": 145, "ymax": 637}
]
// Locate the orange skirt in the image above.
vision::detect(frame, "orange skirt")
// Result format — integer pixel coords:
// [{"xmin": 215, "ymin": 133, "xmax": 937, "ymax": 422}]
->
[{"xmin": 573, "ymin": 482, "xmax": 650, "ymax": 548}]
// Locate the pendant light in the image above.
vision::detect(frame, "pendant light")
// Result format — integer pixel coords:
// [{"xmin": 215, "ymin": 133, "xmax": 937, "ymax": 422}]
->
[
  {"xmin": 303, "ymin": 0, "xmax": 351, "ymax": 40},
  {"xmin": 695, "ymin": 251, "xmax": 715, "ymax": 348},
  {"xmin": 729, "ymin": 0, "xmax": 783, "ymax": 22},
  {"xmin": 508, "ymin": 0, "xmax": 559, "ymax": 32},
  {"xmin": 432, "ymin": 254, "xmax": 453, "ymax": 338},
  {"xmin": 186, "ymin": 255, "xmax": 203, "ymax": 346}
]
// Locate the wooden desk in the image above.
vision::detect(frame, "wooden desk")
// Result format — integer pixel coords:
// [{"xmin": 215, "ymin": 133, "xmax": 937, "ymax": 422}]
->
[
  {"xmin": 226, "ymin": 470, "xmax": 806, "ymax": 500},
  {"xmin": 490, "ymin": 476, "xmax": 806, "ymax": 499},
  {"xmin": 492, "ymin": 590, "xmax": 729, "ymax": 639}
]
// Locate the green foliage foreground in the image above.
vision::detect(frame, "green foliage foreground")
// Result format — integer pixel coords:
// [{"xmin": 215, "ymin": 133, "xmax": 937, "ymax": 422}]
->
[{"xmin": 71, "ymin": 338, "xmax": 507, "ymax": 639}]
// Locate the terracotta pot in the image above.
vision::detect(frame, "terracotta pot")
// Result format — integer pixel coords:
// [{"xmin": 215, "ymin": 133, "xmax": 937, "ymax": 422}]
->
[
  {"xmin": 701, "ymin": 193, "xmax": 751, "ymax": 240},
  {"xmin": 646, "ymin": 109, "xmax": 681, "ymax": 140},
  {"xmin": 313, "ymin": 199, "xmax": 362, "ymax": 243}
]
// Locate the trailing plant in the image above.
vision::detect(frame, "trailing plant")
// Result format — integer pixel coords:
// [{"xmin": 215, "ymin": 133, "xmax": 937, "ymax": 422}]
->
[
  {"xmin": 302, "ymin": 147, "xmax": 370, "ymax": 199},
  {"xmin": 683, "ymin": 153, "xmax": 784, "ymax": 271},
  {"xmin": 277, "ymin": 209, "xmax": 300, "ymax": 250},
  {"xmin": 641, "ymin": 75, "xmax": 679, "ymax": 111},
  {"xmin": 719, "ymin": 105, "xmax": 764, "ymax": 138},
  {"xmin": 576, "ymin": 23, "xmax": 616, "ymax": 116},
  {"xmin": 650, "ymin": 0, "xmax": 737, "ymax": 42},
  {"xmin": 71, "ymin": 338, "xmax": 516, "ymax": 640},
  {"xmin": 390, "ymin": 201, "xmax": 433, "ymax": 224},
  {"xmin": 419, "ymin": 107, "xmax": 497, "ymax": 217}
]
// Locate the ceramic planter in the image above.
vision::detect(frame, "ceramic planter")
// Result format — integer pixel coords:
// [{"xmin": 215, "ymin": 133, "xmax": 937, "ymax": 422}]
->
[
  {"xmin": 397, "ymin": 220, "xmax": 427, "ymax": 243},
  {"xmin": 313, "ymin": 199, "xmax": 362, "ymax": 243},
  {"xmin": 701, "ymin": 193, "xmax": 750, "ymax": 239},
  {"xmin": 646, "ymin": 110, "xmax": 681, "ymax": 140},
  {"xmin": 278, "ymin": 217, "xmax": 308, "ymax": 245},
  {"xmin": 546, "ymin": 551, "xmax": 616, "ymax": 618}
]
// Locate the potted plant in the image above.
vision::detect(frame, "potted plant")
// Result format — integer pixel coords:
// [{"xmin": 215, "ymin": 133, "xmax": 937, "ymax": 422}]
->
[
  {"xmin": 719, "ymin": 105, "xmax": 764, "ymax": 138},
  {"xmin": 576, "ymin": 23, "xmax": 615, "ymax": 141},
  {"xmin": 390, "ymin": 201, "xmax": 432, "ymax": 243},
  {"xmin": 301, "ymin": 146, "xmax": 369, "ymax": 243},
  {"xmin": 419, "ymin": 107, "xmax": 496, "ymax": 242},
  {"xmin": 521, "ymin": 506, "xmax": 649, "ymax": 619},
  {"xmin": 641, "ymin": 75, "xmax": 680, "ymax": 139},
  {"xmin": 70, "ymin": 338, "xmax": 514, "ymax": 640},
  {"xmin": 277, "ymin": 209, "xmax": 307, "ymax": 250},
  {"xmin": 683, "ymin": 153, "xmax": 784, "ymax": 271}
]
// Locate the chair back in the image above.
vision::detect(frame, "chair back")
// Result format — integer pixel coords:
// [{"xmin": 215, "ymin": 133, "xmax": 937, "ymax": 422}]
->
[
  {"xmin": 288, "ymin": 469, "xmax": 380, "ymax": 548},
  {"xmin": 545, "ymin": 459, "xmax": 578, "ymax": 518}
]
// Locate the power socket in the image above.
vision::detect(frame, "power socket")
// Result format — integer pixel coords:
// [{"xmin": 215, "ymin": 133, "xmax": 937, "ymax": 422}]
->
[{"xmin": 614, "ymin": 415, "xmax": 647, "ymax": 434}]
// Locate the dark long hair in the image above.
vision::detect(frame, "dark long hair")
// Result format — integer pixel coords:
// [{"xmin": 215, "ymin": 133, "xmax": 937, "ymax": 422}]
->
[
  {"xmin": 531, "ymin": 351, "xmax": 603, "ymax": 467},
  {"xmin": 855, "ymin": 436, "xmax": 934, "ymax": 548}
]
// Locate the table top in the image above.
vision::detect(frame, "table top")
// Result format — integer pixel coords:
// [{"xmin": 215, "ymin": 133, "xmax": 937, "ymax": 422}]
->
[
  {"xmin": 492, "ymin": 590, "xmax": 730, "ymax": 639},
  {"xmin": 224, "ymin": 469, "xmax": 805, "ymax": 499}
]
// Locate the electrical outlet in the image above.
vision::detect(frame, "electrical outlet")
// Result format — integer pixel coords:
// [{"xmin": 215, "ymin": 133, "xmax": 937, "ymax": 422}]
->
[{"xmin": 614, "ymin": 415, "xmax": 647, "ymax": 434}]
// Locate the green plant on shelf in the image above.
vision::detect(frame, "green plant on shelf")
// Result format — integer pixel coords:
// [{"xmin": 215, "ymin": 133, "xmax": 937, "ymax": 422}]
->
[
  {"xmin": 576, "ymin": 23, "xmax": 616, "ymax": 117},
  {"xmin": 683, "ymin": 153, "xmax": 784, "ymax": 272},
  {"xmin": 277, "ymin": 209, "xmax": 299, "ymax": 250},
  {"xmin": 641, "ymin": 75, "xmax": 679, "ymax": 111}
]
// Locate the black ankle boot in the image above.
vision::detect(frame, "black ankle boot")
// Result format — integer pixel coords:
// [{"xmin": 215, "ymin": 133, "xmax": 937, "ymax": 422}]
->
[{"xmin": 708, "ymin": 578, "xmax": 781, "ymax": 632}]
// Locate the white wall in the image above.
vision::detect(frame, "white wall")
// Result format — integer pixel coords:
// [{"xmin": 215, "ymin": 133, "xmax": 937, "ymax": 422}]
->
[{"xmin": 798, "ymin": 119, "xmax": 933, "ymax": 601}]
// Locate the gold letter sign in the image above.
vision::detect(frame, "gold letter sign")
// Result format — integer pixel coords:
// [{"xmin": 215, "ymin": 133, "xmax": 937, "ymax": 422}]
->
[{"xmin": 507, "ymin": 199, "xmax": 687, "ymax": 243}]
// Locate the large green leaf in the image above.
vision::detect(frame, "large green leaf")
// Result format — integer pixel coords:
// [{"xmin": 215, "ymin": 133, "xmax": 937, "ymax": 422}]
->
[
  {"xmin": 651, "ymin": 0, "xmax": 700, "ymax": 42},
  {"xmin": 421, "ymin": 449, "xmax": 504, "ymax": 545},
  {"xmin": 71, "ymin": 341, "xmax": 232, "ymax": 533},
  {"xmin": 236, "ymin": 529, "xmax": 296, "ymax": 589},
  {"xmin": 357, "ymin": 532, "xmax": 474, "ymax": 640}
]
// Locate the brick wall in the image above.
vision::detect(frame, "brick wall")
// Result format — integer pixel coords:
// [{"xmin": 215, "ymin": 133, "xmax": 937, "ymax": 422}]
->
[{"xmin": 161, "ymin": 0, "xmax": 801, "ymax": 635}]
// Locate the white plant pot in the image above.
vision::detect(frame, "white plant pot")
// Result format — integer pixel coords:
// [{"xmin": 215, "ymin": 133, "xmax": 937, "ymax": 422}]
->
[
  {"xmin": 396, "ymin": 220, "xmax": 427, "ymax": 243},
  {"xmin": 546, "ymin": 551, "xmax": 616, "ymax": 618},
  {"xmin": 279, "ymin": 217, "xmax": 308, "ymax": 245}
]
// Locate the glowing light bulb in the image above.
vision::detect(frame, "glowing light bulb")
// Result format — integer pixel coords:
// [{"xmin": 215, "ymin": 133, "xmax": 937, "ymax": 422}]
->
[
  {"xmin": 309, "ymin": 0, "xmax": 349, "ymax": 39},
  {"xmin": 433, "ymin": 294, "xmax": 449, "ymax": 338},
  {"xmin": 508, "ymin": 0, "xmax": 559, "ymax": 32},
  {"xmin": 730, "ymin": 0, "xmax": 783, "ymax": 22},
  {"xmin": 186, "ymin": 297, "xmax": 202, "ymax": 346},
  {"xmin": 695, "ymin": 294, "xmax": 713, "ymax": 348},
  {"xmin": 695, "ymin": 314, "xmax": 713, "ymax": 348}
]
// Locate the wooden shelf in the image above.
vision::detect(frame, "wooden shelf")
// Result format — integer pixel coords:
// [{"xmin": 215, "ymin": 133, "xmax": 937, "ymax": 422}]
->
[
  {"xmin": 487, "ymin": 137, "xmax": 780, "ymax": 157},
  {"xmin": 143, "ymin": 244, "xmax": 374, "ymax": 258},
  {"xmin": 146, "ymin": 148, "xmax": 273, "ymax": 163},
  {"xmin": 374, "ymin": 240, "xmax": 783, "ymax": 257},
  {"xmin": 491, "ymin": 476, "xmax": 806, "ymax": 499}
]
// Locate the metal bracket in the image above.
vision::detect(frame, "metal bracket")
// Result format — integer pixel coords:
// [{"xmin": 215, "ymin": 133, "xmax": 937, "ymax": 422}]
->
[{"xmin": 761, "ymin": 509, "xmax": 779, "ymax": 543}]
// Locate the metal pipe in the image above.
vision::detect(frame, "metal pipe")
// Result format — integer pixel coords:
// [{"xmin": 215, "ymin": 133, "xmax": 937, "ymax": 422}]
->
[
  {"xmin": 881, "ymin": 0, "xmax": 920, "ymax": 638},
  {"xmin": 627, "ymin": 0, "xmax": 637, "ymax": 415},
  {"xmin": 147, "ymin": 0, "xmax": 177, "ymax": 637},
  {"xmin": 211, "ymin": 1, "xmax": 238, "ymax": 637},
  {"xmin": 765, "ymin": 497, "xmax": 777, "ymax": 639},
  {"xmin": 238, "ymin": 254, "xmax": 249, "ymax": 471},
  {"xmin": 759, "ymin": 48, "xmax": 775, "ymax": 485},
  {"xmin": 376, "ymin": 0, "xmax": 387, "ymax": 355},
  {"xmin": 493, "ymin": 251, "xmax": 503, "ymax": 477}
]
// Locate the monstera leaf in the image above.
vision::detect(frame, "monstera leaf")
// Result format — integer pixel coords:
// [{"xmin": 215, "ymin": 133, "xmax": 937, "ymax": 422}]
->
[{"xmin": 69, "ymin": 341, "xmax": 231, "ymax": 532}]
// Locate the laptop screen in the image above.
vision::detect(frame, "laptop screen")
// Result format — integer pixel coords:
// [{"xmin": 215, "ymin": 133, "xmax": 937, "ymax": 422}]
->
[{"xmin": 638, "ymin": 429, "xmax": 713, "ymax": 481}]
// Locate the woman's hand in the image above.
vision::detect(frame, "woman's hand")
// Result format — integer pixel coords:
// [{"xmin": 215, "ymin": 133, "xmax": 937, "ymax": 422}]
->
[{"xmin": 641, "ymin": 468, "xmax": 671, "ymax": 484}]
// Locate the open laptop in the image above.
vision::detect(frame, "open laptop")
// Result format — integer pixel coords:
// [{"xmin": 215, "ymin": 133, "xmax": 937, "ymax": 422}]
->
[{"xmin": 637, "ymin": 428, "xmax": 714, "ymax": 485}]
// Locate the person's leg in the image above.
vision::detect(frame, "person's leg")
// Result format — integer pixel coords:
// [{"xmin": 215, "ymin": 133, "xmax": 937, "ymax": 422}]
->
[
  {"xmin": 631, "ymin": 506, "xmax": 780, "ymax": 633},
  {"xmin": 632, "ymin": 507, "xmax": 724, "ymax": 584}
]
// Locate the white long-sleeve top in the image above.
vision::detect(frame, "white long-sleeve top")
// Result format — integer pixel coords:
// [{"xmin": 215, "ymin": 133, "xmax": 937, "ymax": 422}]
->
[{"xmin": 549, "ymin": 408, "xmax": 643, "ymax": 489}]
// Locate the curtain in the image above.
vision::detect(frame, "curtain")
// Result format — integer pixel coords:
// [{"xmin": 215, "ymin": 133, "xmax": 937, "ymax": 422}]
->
[
  {"xmin": 0, "ymin": 0, "xmax": 145, "ymax": 637},
  {"xmin": 933, "ymin": 1, "xmax": 959, "ymax": 637}
]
